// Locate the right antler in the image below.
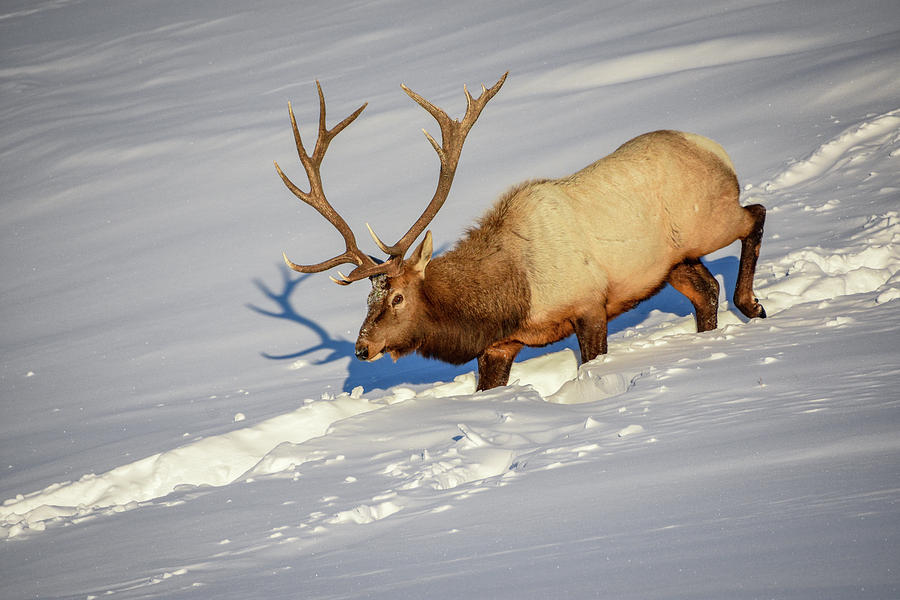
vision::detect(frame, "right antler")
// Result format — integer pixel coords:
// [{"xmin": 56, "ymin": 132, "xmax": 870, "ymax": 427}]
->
[
  {"xmin": 368, "ymin": 72, "xmax": 508, "ymax": 261},
  {"xmin": 275, "ymin": 81, "xmax": 380, "ymax": 285}
]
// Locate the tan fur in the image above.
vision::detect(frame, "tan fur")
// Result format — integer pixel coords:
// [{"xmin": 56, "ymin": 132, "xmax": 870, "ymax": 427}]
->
[{"xmin": 465, "ymin": 130, "xmax": 750, "ymax": 350}]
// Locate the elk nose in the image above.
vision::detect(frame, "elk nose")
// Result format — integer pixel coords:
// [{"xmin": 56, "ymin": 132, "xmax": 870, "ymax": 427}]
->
[{"xmin": 355, "ymin": 345, "xmax": 369, "ymax": 361}]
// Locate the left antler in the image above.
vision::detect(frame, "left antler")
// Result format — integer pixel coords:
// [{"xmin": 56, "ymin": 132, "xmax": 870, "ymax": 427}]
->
[{"xmin": 274, "ymin": 81, "xmax": 378, "ymax": 285}]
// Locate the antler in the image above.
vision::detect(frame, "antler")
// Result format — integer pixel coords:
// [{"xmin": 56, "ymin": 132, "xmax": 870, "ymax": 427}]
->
[
  {"xmin": 367, "ymin": 71, "xmax": 509, "ymax": 259},
  {"xmin": 277, "ymin": 73, "xmax": 508, "ymax": 285},
  {"xmin": 275, "ymin": 82, "xmax": 380, "ymax": 285}
]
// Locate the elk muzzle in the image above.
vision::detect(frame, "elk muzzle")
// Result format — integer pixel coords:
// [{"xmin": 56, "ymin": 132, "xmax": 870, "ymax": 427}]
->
[{"xmin": 355, "ymin": 337, "xmax": 384, "ymax": 362}]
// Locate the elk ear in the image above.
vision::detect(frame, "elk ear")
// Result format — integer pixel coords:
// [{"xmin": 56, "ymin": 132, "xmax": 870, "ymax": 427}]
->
[{"xmin": 408, "ymin": 230, "xmax": 433, "ymax": 277}]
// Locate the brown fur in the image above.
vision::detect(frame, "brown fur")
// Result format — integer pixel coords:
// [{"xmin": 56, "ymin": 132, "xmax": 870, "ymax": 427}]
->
[{"xmin": 420, "ymin": 192, "xmax": 534, "ymax": 362}]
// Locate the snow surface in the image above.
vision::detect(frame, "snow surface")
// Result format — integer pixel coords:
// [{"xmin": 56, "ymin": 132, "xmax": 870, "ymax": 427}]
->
[{"xmin": 2, "ymin": 1, "xmax": 899, "ymax": 598}]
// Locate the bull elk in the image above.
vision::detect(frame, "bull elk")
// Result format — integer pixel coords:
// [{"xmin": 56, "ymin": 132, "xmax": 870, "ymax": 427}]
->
[{"xmin": 273, "ymin": 73, "xmax": 766, "ymax": 391}]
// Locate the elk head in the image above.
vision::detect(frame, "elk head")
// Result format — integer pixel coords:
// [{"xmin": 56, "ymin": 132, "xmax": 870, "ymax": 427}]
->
[{"xmin": 274, "ymin": 73, "xmax": 507, "ymax": 363}]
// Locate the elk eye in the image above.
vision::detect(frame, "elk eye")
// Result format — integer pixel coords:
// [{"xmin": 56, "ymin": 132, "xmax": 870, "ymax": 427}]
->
[{"xmin": 392, "ymin": 294, "xmax": 404, "ymax": 307}]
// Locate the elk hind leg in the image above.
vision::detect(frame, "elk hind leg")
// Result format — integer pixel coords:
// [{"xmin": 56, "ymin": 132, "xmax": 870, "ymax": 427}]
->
[
  {"xmin": 733, "ymin": 204, "xmax": 767, "ymax": 319},
  {"xmin": 667, "ymin": 259, "xmax": 720, "ymax": 332},
  {"xmin": 573, "ymin": 309, "xmax": 608, "ymax": 364},
  {"xmin": 477, "ymin": 341, "xmax": 523, "ymax": 391}
]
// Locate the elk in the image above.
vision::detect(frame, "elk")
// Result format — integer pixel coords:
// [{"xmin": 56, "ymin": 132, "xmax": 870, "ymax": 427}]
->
[{"xmin": 274, "ymin": 73, "xmax": 766, "ymax": 391}]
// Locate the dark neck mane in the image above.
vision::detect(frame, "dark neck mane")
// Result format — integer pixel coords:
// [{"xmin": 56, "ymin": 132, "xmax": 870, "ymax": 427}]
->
[{"xmin": 415, "ymin": 191, "xmax": 532, "ymax": 364}]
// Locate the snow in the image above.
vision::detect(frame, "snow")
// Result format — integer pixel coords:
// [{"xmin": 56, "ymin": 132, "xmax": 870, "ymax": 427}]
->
[{"xmin": 1, "ymin": 0, "xmax": 899, "ymax": 598}]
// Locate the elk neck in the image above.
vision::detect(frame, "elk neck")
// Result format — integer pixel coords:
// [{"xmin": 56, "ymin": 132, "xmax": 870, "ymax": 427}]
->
[{"xmin": 413, "ymin": 202, "xmax": 532, "ymax": 364}]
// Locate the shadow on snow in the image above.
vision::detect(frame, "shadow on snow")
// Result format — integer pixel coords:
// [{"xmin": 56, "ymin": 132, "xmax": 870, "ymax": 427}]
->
[{"xmin": 249, "ymin": 256, "xmax": 742, "ymax": 393}]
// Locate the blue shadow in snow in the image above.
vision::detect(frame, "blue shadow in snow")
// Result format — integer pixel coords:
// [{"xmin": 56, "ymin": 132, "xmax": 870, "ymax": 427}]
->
[
  {"xmin": 249, "ymin": 256, "xmax": 742, "ymax": 392},
  {"xmin": 516, "ymin": 256, "xmax": 742, "ymax": 361},
  {"xmin": 248, "ymin": 266, "xmax": 470, "ymax": 393}
]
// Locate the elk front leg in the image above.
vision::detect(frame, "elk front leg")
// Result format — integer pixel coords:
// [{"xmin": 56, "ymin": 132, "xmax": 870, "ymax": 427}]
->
[
  {"xmin": 476, "ymin": 341, "xmax": 523, "ymax": 391},
  {"xmin": 667, "ymin": 259, "xmax": 720, "ymax": 332},
  {"xmin": 573, "ymin": 309, "xmax": 608, "ymax": 364},
  {"xmin": 734, "ymin": 204, "xmax": 767, "ymax": 319}
]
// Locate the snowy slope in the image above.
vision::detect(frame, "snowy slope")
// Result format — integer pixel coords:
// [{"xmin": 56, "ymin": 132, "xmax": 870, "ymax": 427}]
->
[{"xmin": 2, "ymin": 1, "xmax": 899, "ymax": 598}]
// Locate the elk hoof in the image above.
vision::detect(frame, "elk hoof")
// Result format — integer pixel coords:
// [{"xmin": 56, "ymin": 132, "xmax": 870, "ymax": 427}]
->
[
  {"xmin": 736, "ymin": 297, "xmax": 767, "ymax": 320},
  {"xmin": 752, "ymin": 297, "xmax": 767, "ymax": 319}
]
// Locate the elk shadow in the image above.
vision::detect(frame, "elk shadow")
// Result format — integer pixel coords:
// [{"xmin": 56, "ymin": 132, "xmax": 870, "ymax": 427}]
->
[
  {"xmin": 250, "ymin": 256, "xmax": 742, "ymax": 391},
  {"xmin": 248, "ymin": 266, "xmax": 470, "ymax": 393}
]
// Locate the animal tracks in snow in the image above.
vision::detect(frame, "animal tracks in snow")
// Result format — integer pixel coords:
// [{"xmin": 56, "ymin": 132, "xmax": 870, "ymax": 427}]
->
[
  {"xmin": 762, "ymin": 109, "xmax": 899, "ymax": 193},
  {"xmin": 750, "ymin": 109, "xmax": 900, "ymax": 314},
  {"xmin": 1, "ymin": 351, "xmax": 652, "ymax": 540}
]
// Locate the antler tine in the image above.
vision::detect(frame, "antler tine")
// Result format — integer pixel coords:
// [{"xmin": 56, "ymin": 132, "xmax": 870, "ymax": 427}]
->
[
  {"xmin": 311, "ymin": 81, "xmax": 367, "ymax": 163},
  {"xmin": 275, "ymin": 82, "xmax": 382, "ymax": 283},
  {"xmin": 369, "ymin": 72, "xmax": 509, "ymax": 258}
]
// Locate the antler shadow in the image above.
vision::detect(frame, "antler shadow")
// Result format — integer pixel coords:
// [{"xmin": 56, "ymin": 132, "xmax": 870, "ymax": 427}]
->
[
  {"xmin": 248, "ymin": 268, "xmax": 349, "ymax": 363},
  {"xmin": 248, "ymin": 265, "xmax": 470, "ymax": 392}
]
